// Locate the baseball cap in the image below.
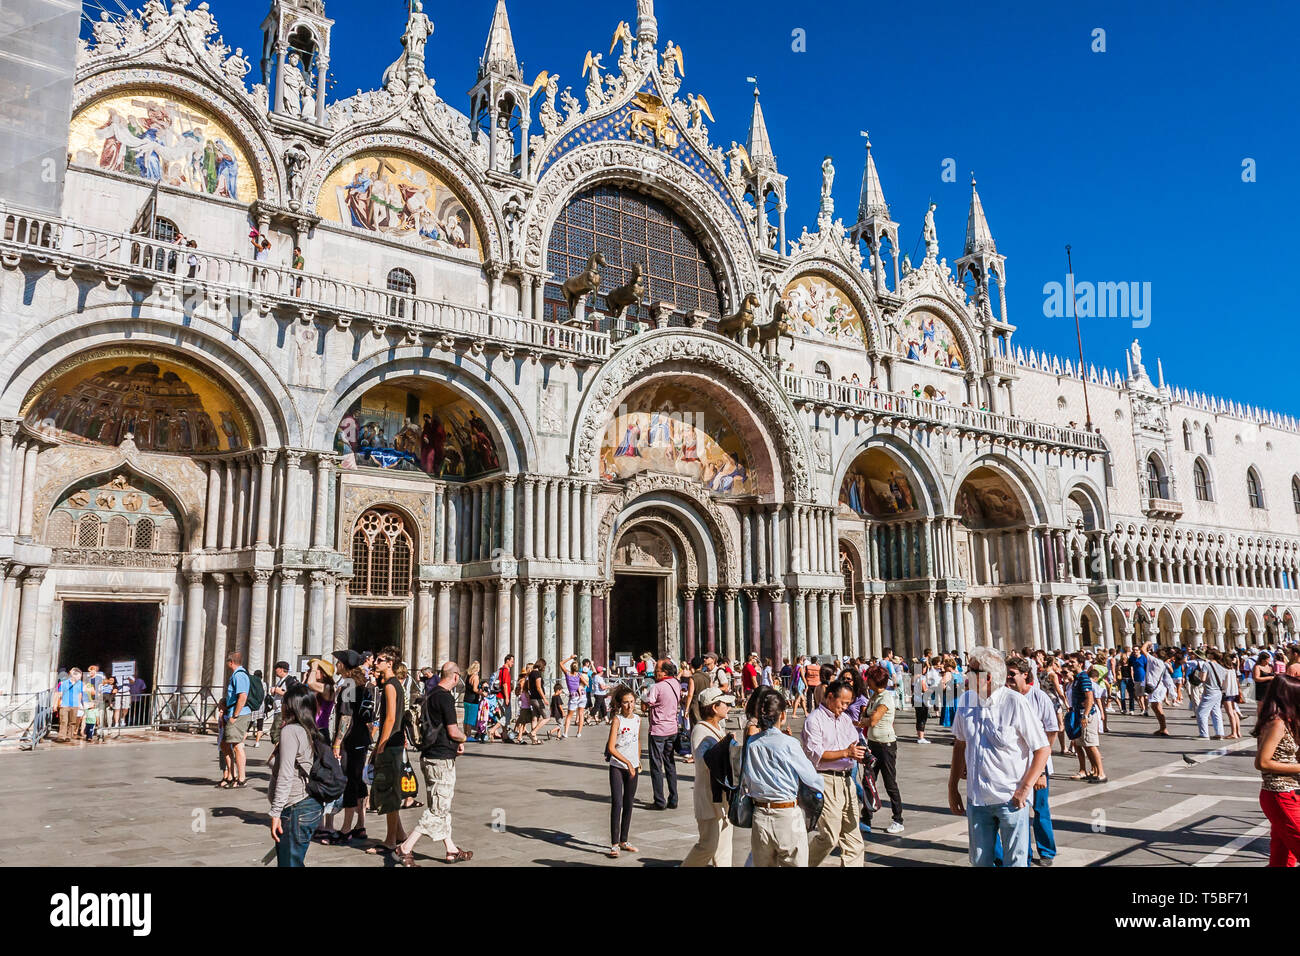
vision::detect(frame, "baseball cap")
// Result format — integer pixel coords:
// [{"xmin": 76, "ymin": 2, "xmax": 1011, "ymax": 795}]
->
[{"xmin": 697, "ymin": 687, "xmax": 735, "ymax": 709}]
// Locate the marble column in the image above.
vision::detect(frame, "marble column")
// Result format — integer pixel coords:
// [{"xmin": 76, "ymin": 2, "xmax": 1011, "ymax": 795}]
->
[
  {"xmin": 740, "ymin": 509, "xmax": 752, "ymax": 583},
  {"xmin": 312, "ymin": 455, "xmax": 333, "ymax": 549},
  {"xmin": 829, "ymin": 593, "xmax": 842, "ymax": 657},
  {"xmin": 942, "ymin": 597, "xmax": 956, "ymax": 653},
  {"xmin": 746, "ymin": 589, "xmax": 761, "ymax": 659},
  {"xmin": 0, "ymin": 421, "xmax": 16, "ymax": 535},
  {"xmin": 818, "ymin": 592, "xmax": 831, "ymax": 659},
  {"xmin": 558, "ymin": 481, "xmax": 571, "ymax": 563},
  {"xmin": 414, "ymin": 582, "xmax": 434, "ymax": 669},
  {"xmin": 1046, "ymin": 596, "xmax": 1060, "ymax": 651},
  {"xmin": 560, "ymin": 581, "xmax": 576, "ymax": 661},
  {"xmin": 13, "ymin": 568, "xmax": 45, "ymax": 692},
  {"xmin": 770, "ymin": 588, "xmax": 786, "ymax": 662},
  {"xmin": 857, "ymin": 594, "xmax": 870, "ymax": 658},
  {"xmin": 306, "ymin": 571, "xmax": 328, "ymax": 656},
  {"xmin": 546, "ymin": 481, "xmax": 559, "ymax": 560},
  {"xmin": 181, "ymin": 572, "xmax": 206, "ymax": 687},
  {"xmin": 523, "ymin": 580, "xmax": 540, "ymax": 666},
  {"xmin": 703, "ymin": 588, "xmax": 717, "ymax": 654},
  {"xmin": 334, "ymin": 578, "xmax": 350, "ymax": 650},
  {"xmin": 500, "ymin": 478, "xmax": 516, "ymax": 558},
  {"xmin": 0, "ymin": 564, "xmax": 22, "ymax": 694},
  {"xmin": 577, "ymin": 582, "xmax": 592, "ymax": 662},
  {"xmin": 468, "ymin": 583, "xmax": 483, "ymax": 666},
  {"xmin": 682, "ymin": 588, "xmax": 697, "ymax": 661},
  {"xmin": 870, "ymin": 595, "xmax": 883, "ymax": 658},
  {"xmin": 793, "ymin": 589, "xmax": 808, "ymax": 658},
  {"xmin": 274, "ymin": 570, "xmax": 298, "ymax": 666},
  {"xmin": 522, "ymin": 478, "xmax": 535, "ymax": 561},
  {"xmin": 256, "ymin": 450, "xmax": 275, "ymax": 547},
  {"xmin": 723, "ymin": 589, "xmax": 738, "ymax": 663},
  {"xmin": 580, "ymin": 484, "xmax": 593, "ymax": 562},
  {"xmin": 204, "ymin": 461, "xmax": 221, "ymax": 549},
  {"xmin": 235, "ymin": 461, "xmax": 250, "ymax": 548},
  {"xmin": 496, "ymin": 580, "xmax": 512, "ymax": 670},
  {"xmin": 220, "ymin": 459, "xmax": 235, "ymax": 549},
  {"xmin": 18, "ymin": 442, "xmax": 38, "ymax": 538},
  {"xmin": 542, "ymin": 581, "xmax": 558, "ymax": 674},
  {"xmin": 435, "ymin": 582, "xmax": 453, "ymax": 665},
  {"xmin": 568, "ymin": 483, "xmax": 581, "ymax": 562},
  {"xmin": 245, "ymin": 570, "xmax": 271, "ymax": 676}
]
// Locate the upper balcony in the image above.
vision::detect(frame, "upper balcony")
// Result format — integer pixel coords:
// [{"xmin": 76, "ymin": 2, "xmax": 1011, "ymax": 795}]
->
[
  {"xmin": 0, "ymin": 209, "xmax": 611, "ymax": 363},
  {"xmin": 781, "ymin": 372, "xmax": 1108, "ymax": 454}
]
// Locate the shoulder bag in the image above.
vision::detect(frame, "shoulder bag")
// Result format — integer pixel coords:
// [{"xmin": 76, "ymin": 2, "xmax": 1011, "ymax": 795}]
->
[{"xmin": 726, "ymin": 733, "xmax": 754, "ymax": 829}]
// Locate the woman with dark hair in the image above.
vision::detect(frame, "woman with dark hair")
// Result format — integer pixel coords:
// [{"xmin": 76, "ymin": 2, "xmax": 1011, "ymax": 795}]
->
[
  {"xmin": 739, "ymin": 687, "xmax": 824, "ymax": 867},
  {"xmin": 1254, "ymin": 652, "xmax": 1277, "ymax": 705},
  {"xmin": 268, "ymin": 683, "xmax": 323, "ymax": 867},
  {"xmin": 605, "ymin": 683, "xmax": 642, "ymax": 858},
  {"xmin": 1253, "ymin": 674, "xmax": 1300, "ymax": 867}
]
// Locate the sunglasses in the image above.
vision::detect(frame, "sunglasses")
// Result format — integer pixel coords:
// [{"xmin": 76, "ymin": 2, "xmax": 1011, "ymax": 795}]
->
[{"xmin": 376, "ymin": 656, "xmax": 393, "ymax": 664}]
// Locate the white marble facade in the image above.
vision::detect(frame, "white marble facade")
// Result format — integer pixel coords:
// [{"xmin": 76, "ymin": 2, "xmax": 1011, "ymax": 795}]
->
[{"xmin": 0, "ymin": 0, "xmax": 1296, "ymax": 696}]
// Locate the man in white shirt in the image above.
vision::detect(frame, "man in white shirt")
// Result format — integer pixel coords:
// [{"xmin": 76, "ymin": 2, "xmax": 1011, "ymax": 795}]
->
[
  {"xmin": 801, "ymin": 681, "xmax": 867, "ymax": 867},
  {"xmin": 948, "ymin": 646, "xmax": 1050, "ymax": 868},
  {"xmin": 1007, "ymin": 656, "xmax": 1057, "ymax": 867},
  {"xmin": 1142, "ymin": 642, "xmax": 1174, "ymax": 736}
]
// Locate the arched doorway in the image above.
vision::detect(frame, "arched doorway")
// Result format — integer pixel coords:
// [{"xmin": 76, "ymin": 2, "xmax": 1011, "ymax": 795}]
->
[
  {"xmin": 348, "ymin": 508, "xmax": 416, "ymax": 651},
  {"xmin": 608, "ymin": 525, "xmax": 681, "ymax": 665},
  {"xmin": 956, "ymin": 465, "xmax": 1032, "ymax": 651},
  {"xmin": 839, "ymin": 444, "xmax": 932, "ymax": 658}
]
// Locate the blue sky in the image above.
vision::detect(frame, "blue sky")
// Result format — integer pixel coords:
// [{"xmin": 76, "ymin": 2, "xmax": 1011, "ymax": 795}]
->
[{"xmin": 127, "ymin": 0, "xmax": 1298, "ymax": 413}]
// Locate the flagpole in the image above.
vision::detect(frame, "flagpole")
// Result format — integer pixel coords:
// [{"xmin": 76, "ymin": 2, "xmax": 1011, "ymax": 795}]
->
[{"xmin": 1066, "ymin": 244, "xmax": 1093, "ymax": 432}]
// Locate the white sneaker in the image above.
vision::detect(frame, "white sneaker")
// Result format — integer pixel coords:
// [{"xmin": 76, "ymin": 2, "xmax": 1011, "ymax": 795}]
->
[
  {"xmin": 886, "ymin": 821, "xmax": 905, "ymax": 834},
  {"xmin": 917, "ymin": 737, "xmax": 931, "ymax": 744},
  {"xmin": 576, "ymin": 732, "xmax": 582, "ymax": 738}
]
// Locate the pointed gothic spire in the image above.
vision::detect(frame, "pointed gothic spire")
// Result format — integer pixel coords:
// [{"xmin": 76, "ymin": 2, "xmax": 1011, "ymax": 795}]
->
[
  {"xmin": 857, "ymin": 133, "xmax": 889, "ymax": 221},
  {"xmin": 746, "ymin": 86, "xmax": 777, "ymax": 172},
  {"xmin": 479, "ymin": 0, "xmax": 521, "ymax": 81},
  {"xmin": 964, "ymin": 174, "xmax": 996, "ymax": 256}
]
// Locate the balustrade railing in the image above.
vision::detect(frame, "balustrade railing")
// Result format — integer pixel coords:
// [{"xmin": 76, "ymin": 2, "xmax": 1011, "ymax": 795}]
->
[
  {"xmin": 4, "ymin": 211, "xmax": 611, "ymax": 361},
  {"xmin": 781, "ymin": 372, "xmax": 1108, "ymax": 452}
]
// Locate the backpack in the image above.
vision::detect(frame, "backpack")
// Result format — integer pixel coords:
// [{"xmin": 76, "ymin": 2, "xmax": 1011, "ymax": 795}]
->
[
  {"xmin": 246, "ymin": 672, "xmax": 266, "ymax": 713},
  {"xmin": 305, "ymin": 735, "xmax": 346, "ymax": 803},
  {"xmin": 404, "ymin": 684, "xmax": 426, "ymax": 750}
]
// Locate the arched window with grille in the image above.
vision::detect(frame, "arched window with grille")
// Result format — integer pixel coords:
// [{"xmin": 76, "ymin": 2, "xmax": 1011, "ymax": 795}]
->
[
  {"xmin": 133, "ymin": 517, "xmax": 155, "ymax": 551},
  {"xmin": 1247, "ymin": 467, "xmax": 1265, "ymax": 509},
  {"xmin": 1193, "ymin": 459, "xmax": 1213, "ymax": 502},
  {"xmin": 387, "ymin": 268, "xmax": 416, "ymax": 319},
  {"xmin": 815, "ymin": 361, "xmax": 833, "ymax": 380},
  {"xmin": 1293, "ymin": 475, "xmax": 1300, "ymax": 516},
  {"xmin": 77, "ymin": 514, "xmax": 102, "ymax": 548},
  {"xmin": 349, "ymin": 509, "xmax": 415, "ymax": 598}
]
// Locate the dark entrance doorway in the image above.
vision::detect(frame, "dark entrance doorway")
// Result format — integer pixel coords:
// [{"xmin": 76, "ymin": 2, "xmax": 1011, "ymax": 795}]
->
[
  {"xmin": 609, "ymin": 574, "xmax": 660, "ymax": 661},
  {"xmin": 349, "ymin": 607, "xmax": 404, "ymax": 651},
  {"xmin": 59, "ymin": 601, "xmax": 159, "ymax": 686}
]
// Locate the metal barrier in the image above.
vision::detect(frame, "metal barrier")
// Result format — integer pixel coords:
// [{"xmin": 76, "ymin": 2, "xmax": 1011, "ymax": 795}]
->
[
  {"xmin": 0, "ymin": 691, "xmax": 54, "ymax": 750},
  {"xmin": 149, "ymin": 686, "xmax": 224, "ymax": 734}
]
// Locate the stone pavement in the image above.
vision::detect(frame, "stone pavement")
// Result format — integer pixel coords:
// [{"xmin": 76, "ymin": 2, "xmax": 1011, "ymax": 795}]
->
[{"xmin": 0, "ymin": 700, "xmax": 1269, "ymax": 867}]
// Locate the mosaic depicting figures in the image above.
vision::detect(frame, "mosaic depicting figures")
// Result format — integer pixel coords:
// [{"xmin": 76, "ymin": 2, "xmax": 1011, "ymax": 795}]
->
[
  {"xmin": 780, "ymin": 276, "xmax": 864, "ymax": 344},
  {"xmin": 839, "ymin": 448, "xmax": 918, "ymax": 517},
  {"xmin": 69, "ymin": 91, "xmax": 256, "ymax": 203},
  {"xmin": 335, "ymin": 380, "xmax": 500, "ymax": 480},
  {"xmin": 893, "ymin": 311, "xmax": 965, "ymax": 370},
  {"xmin": 956, "ymin": 468, "xmax": 1025, "ymax": 528},
  {"xmin": 22, "ymin": 353, "xmax": 250, "ymax": 454},
  {"xmin": 317, "ymin": 152, "xmax": 482, "ymax": 259},
  {"xmin": 599, "ymin": 384, "xmax": 754, "ymax": 496}
]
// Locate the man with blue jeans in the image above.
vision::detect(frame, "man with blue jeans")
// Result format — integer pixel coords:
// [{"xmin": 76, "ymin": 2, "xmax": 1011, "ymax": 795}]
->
[
  {"xmin": 1007, "ymin": 656, "xmax": 1058, "ymax": 866},
  {"xmin": 948, "ymin": 646, "xmax": 1050, "ymax": 868}
]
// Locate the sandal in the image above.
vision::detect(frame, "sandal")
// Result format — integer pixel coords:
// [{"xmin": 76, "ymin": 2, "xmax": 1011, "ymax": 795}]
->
[
  {"xmin": 397, "ymin": 851, "xmax": 419, "ymax": 868},
  {"xmin": 347, "ymin": 827, "xmax": 368, "ymax": 842},
  {"xmin": 1068, "ymin": 771, "xmax": 1093, "ymax": 781},
  {"xmin": 1088, "ymin": 775, "xmax": 1109, "ymax": 784},
  {"xmin": 443, "ymin": 849, "xmax": 473, "ymax": 864},
  {"xmin": 607, "ymin": 846, "xmax": 621, "ymax": 859},
  {"xmin": 216, "ymin": 779, "xmax": 232, "ymax": 789},
  {"xmin": 233, "ymin": 779, "xmax": 249, "ymax": 788},
  {"xmin": 618, "ymin": 843, "xmax": 638, "ymax": 853},
  {"xmin": 365, "ymin": 844, "xmax": 397, "ymax": 856},
  {"xmin": 315, "ymin": 829, "xmax": 344, "ymax": 845}
]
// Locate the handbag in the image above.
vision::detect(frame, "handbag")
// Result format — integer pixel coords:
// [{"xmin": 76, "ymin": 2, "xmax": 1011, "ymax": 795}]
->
[
  {"xmin": 398, "ymin": 752, "xmax": 419, "ymax": 799},
  {"xmin": 860, "ymin": 746, "xmax": 882, "ymax": 813},
  {"xmin": 726, "ymin": 733, "xmax": 754, "ymax": 829},
  {"xmin": 797, "ymin": 781, "xmax": 824, "ymax": 833}
]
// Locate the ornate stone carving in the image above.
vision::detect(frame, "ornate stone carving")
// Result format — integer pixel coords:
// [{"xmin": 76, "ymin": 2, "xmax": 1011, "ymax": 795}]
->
[{"xmin": 339, "ymin": 483, "xmax": 435, "ymax": 563}]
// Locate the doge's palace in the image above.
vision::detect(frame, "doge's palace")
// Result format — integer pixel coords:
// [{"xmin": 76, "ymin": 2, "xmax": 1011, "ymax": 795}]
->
[{"xmin": 0, "ymin": 0, "xmax": 1295, "ymax": 698}]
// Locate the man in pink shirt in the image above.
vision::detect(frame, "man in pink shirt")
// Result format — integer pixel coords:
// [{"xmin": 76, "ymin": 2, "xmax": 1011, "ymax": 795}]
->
[
  {"xmin": 642, "ymin": 659, "xmax": 682, "ymax": 810},
  {"xmin": 801, "ymin": 680, "xmax": 866, "ymax": 867}
]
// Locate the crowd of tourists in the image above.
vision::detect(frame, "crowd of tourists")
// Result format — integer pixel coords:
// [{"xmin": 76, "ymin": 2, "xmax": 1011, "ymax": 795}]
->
[
  {"xmin": 50, "ymin": 666, "xmax": 149, "ymax": 742},
  {"xmin": 205, "ymin": 634, "xmax": 1300, "ymax": 867}
]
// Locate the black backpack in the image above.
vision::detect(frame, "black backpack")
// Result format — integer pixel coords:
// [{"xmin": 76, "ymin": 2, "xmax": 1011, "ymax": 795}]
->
[{"xmin": 305, "ymin": 734, "xmax": 346, "ymax": 803}]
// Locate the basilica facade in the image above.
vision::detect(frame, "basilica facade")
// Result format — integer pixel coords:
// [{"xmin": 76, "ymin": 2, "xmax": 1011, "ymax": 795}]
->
[{"xmin": 0, "ymin": 0, "xmax": 1296, "ymax": 697}]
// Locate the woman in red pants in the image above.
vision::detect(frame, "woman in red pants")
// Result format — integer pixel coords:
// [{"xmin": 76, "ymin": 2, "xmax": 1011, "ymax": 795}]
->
[{"xmin": 1254, "ymin": 675, "xmax": 1300, "ymax": 866}]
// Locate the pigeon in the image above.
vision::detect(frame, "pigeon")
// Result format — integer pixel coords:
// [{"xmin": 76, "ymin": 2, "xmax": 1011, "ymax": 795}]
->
[{"xmin": 1182, "ymin": 753, "xmax": 1197, "ymax": 766}]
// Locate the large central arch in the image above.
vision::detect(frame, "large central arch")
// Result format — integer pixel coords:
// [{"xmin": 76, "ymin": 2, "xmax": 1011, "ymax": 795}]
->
[{"xmin": 571, "ymin": 329, "xmax": 813, "ymax": 502}]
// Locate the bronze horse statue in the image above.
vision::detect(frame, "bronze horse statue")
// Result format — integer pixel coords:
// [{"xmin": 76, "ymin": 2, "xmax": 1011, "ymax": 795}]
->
[
  {"xmin": 562, "ymin": 251, "xmax": 606, "ymax": 317},
  {"xmin": 755, "ymin": 301, "xmax": 796, "ymax": 353},
  {"xmin": 716, "ymin": 292, "xmax": 762, "ymax": 343},
  {"xmin": 604, "ymin": 262, "xmax": 644, "ymax": 318}
]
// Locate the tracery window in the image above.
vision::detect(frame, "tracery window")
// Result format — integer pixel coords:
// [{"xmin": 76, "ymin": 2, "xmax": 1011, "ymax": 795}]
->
[
  {"xmin": 387, "ymin": 268, "xmax": 416, "ymax": 319},
  {"xmin": 1193, "ymin": 460, "xmax": 1213, "ymax": 502},
  {"xmin": 544, "ymin": 185, "xmax": 723, "ymax": 324},
  {"xmin": 48, "ymin": 475, "xmax": 181, "ymax": 552},
  {"xmin": 1247, "ymin": 467, "xmax": 1265, "ymax": 510},
  {"xmin": 349, "ymin": 509, "xmax": 414, "ymax": 598}
]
